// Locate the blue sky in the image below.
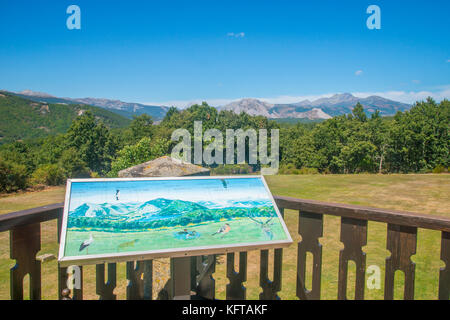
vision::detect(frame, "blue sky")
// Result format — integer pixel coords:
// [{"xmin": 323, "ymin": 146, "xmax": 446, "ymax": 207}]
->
[
  {"xmin": 0, "ymin": 0, "xmax": 449, "ymax": 106},
  {"xmin": 68, "ymin": 178, "xmax": 271, "ymax": 209}
]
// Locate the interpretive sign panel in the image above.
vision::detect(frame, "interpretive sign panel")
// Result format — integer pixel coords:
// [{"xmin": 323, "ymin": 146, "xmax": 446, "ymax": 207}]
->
[{"xmin": 58, "ymin": 176, "xmax": 292, "ymax": 266}]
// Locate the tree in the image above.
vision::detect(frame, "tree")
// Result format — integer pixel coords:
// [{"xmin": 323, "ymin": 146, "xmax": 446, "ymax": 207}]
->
[
  {"xmin": 59, "ymin": 147, "xmax": 90, "ymax": 178},
  {"xmin": 0, "ymin": 158, "xmax": 28, "ymax": 192},
  {"xmin": 353, "ymin": 102, "xmax": 367, "ymax": 122},
  {"xmin": 109, "ymin": 137, "xmax": 170, "ymax": 177},
  {"xmin": 128, "ymin": 114, "xmax": 154, "ymax": 144},
  {"xmin": 65, "ymin": 111, "xmax": 117, "ymax": 174}
]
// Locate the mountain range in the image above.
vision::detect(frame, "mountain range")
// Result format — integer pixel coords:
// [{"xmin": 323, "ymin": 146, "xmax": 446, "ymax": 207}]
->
[
  {"xmin": 5, "ymin": 90, "xmax": 412, "ymax": 121},
  {"xmin": 219, "ymin": 93, "xmax": 411, "ymax": 119}
]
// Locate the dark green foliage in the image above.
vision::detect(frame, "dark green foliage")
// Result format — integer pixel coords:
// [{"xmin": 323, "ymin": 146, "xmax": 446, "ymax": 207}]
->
[
  {"xmin": 31, "ymin": 164, "xmax": 66, "ymax": 186},
  {"xmin": 0, "ymin": 158, "xmax": 28, "ymax": 192},
  {"xmin": 108, "ymin": 136, "xmax": 170, "ymax": 177},
  {"xmin": 59, "ymin": 148, "xmax": 91, "ymax": 178},
  {"xmin": 65, "ymin": 111, "xmax": 118, "ymax": 174}
]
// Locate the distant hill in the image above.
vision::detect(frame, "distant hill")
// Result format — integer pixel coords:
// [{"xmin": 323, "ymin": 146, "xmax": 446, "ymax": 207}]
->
[
  {"xmin": 220, "ymin": 93, "xmax": 411, "ymax": 119},
  {"xmin": 9, "ymin": 90, "xmax": 169, "ymax": 121},
  {"xmin": 73, "ymin": 98, "xmax": 170, "ymax": 121},
  {"xmin": 0, "ymin": 92, "xmax": 131, "ymax": 144}
]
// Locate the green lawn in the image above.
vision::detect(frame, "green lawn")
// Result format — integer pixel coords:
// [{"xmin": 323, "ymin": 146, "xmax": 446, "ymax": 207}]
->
[{"xmin": 0, "ymin": 174, "xmax": 449, "ymax": 300}]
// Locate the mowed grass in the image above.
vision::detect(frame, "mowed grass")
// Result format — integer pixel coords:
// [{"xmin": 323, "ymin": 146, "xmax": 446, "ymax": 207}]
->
[{"xmin": 0, "ymin": 174, "xmax": 449, "ymax": 300}]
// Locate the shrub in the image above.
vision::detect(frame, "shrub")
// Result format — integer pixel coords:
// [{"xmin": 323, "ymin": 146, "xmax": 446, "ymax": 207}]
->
[
  {"xmin": 0, "ymin": 158, "xmax": 28, "ymax": 193},
  {"xmin": 278, "ymin": 164, "xmax": 319, "ymax": 175},
  {"xmin": 90, "ymin": 171, "xmax": 101, "ymax": 178},
  {"xmin": 31, "ymin": 164, "xmax": 66, "ymax": 186},
  {"xmin": 298, "ymin": 167, "xmax": 319, "ymax": 174},
  {"xmin": 211, "ymin": 164, "xmax": 252, "ymax": 175},
  {"xmin": 432, "ymin": 165, "xmax": 448, "ymax": 174}
]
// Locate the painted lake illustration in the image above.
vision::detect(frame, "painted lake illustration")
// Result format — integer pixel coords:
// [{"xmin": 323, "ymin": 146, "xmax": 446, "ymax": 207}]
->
[{"xmin": 61, "ymin": 177, "xmax": 291, "ymax": 261}]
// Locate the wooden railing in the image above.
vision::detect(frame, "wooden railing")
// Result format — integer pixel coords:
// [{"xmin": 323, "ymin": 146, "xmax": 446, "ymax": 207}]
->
[{"xmin": 0, "ymin": 196, "xmax": 449, "ymax": 300}]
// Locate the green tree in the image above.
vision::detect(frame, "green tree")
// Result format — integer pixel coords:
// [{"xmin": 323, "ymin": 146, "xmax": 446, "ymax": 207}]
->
[
  {"xmin": 0, "ymin": 158, "xmax": 28, "ymax": 192},
  {"xmin": 109, "ymin": 137, "xmax": 170, "ymax": 177},
  {"xmin": 127, "ymin": 114, "xmax": 154, "ymax": 144},
  {"xmin": 65, "ymin": 111, "xmax": 117, "ymax": 174}
]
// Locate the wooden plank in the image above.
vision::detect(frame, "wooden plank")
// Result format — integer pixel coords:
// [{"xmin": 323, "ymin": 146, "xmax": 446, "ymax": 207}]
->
[
  {"xmin": 384, "ymin": 224, "xmax": 417, "ymax": 300},
  {"xmin": 10, "ymin": 223, "xmax": 41, "ymax": 300},
  {"xmin": 275, "ymin": 196, "xmax": 450, "ymax": 232},
  {"xmin": 297, "ymin": 211, "xmax": 323, "ymax": 300},
  {"xmin": 439, "ymin": 231, "xmax": 450, "ymax": 300},
  {"xmin": 0, "ymin": 203, "xmax": 64, "ymax": 232},
  {"xmin": 96, "ymin": 263, "xmax": 117, "ymax": 300},
  {"xmin": 226, "ymin": 252, "xmax": 247, "ymax": 300},
  {"xmin": 126, "ymin": 260, "xmax": 152, "ymax": 300},
  {"xmin": 170, "ymin": 257, "xmax": 191, "ymax": 300},
  {"xmin": 338, "ymin": 217, "xmax": 367, "ymax": 300}
]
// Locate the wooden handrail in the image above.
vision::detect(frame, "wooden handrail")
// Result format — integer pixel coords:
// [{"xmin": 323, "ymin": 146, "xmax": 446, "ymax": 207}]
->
[
  {"xmin": 0, "ymin": 202, "xmax": 64, "ymax": 232},
  {"xmin": 274, "ymin": 195, "xmax": 450, "ymax": 232},
  {"xmin": 1, "ymin": 198, "xmax": 449, "ymax": 233}
]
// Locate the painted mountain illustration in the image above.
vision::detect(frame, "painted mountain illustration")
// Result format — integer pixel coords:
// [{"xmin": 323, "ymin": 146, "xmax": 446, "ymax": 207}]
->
[{"xmin": 68, "ymin": 198, "xmax": 276, "ymax": 230}]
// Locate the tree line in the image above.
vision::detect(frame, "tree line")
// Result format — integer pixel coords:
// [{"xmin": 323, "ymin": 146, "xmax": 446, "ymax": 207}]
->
[{"xmin": 0, "ymin": 98, "xmax": 448, "ymax": 193}]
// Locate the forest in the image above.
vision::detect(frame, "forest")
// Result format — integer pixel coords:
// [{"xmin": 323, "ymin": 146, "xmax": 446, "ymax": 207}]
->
[{"xmin": 0, "ymin": 97, "xmax": 448, "ymax": 193}]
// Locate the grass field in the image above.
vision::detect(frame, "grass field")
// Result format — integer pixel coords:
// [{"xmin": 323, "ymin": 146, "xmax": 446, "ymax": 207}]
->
[{"xmin": 0, "ymin": 174, "xmax": 449, "ymax": 300}]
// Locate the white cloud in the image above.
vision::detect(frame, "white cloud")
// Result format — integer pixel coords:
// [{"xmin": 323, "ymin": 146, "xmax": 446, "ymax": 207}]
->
[
  {"xmin": 412, "ymin": 80, "xmax": 421, "ymax": 84},
  {"xmin": 355, "ymin": 70, "xmax": 363, "ymax": 76},
  {"xmin": 352, "ymin": 88, "xmax": 450, "ymax": 104},
  {"xmin": 227, "ymin": 32, "xmax": 245, "ymax": 38}
]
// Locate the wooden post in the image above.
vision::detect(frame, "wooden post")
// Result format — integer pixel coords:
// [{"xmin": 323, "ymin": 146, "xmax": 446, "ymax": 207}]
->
[{"xmin": 170, "ymin": 257, "xmax": 192, "ymax": 300}]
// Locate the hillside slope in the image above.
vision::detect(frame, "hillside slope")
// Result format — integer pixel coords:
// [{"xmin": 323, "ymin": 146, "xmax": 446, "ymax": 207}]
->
[{"xmin": 0, "ymin": 92, "xmax": 131, "ymax": 144}]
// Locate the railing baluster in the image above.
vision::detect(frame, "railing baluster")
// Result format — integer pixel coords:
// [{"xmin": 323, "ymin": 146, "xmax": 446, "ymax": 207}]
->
[
  {"xmin": 226, "ymin": 252, "xmax": 247, "ymax": 300},
  {"xmin": 96, "ymin": 263, "xmax": 117, "ymax": 300},
  {"xmin": 195, "ymin": 255, "xmax": 216, "ymax": 300},
  {"xmin": 126, "ymin": 260, "xmax": 153, "ymax": 300},
  {"xmin": 297, "ymin": 211, "xmax": 323, "ymax": 300},
  {"xmin": 439, "ymin": 231, "xmax": 450, "ymax": 300},
  {"xmin": 259, "ymin": 208, "xmax": 284, "ymax": 300},
  {"xmin": 338, "ymin": 217, "xmax": 367, "ymax": 300},
  {"xmin": 259, "ymin": 249, "xmax": 282, "ymax": 299},
  {"xmin": 384, "ymin": 224, "xmax": 417, "ymax": 300},
  {"xmin": 10, "ymin": 223, "xmax": 41, "ymax": 300}
]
